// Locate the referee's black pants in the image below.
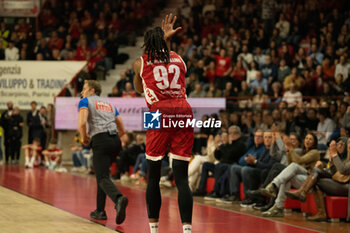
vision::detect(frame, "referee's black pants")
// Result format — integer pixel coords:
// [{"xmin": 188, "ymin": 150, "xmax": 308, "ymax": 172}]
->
[{"xmin": 91, "ymin": 132, "xmax": 122, "ymax": 211}]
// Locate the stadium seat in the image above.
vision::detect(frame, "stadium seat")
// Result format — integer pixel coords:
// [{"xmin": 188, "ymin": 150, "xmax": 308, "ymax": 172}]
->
[
  {"xmin": 300, "ymin": 193, "xmax": 317, "ymax": 216},
  {"xmin": 240, "ymin": 183, "xmax": 245, "ymax": 201},
  {"xmin": 129, "ymin": 166, "xmax": 134, "ymax": 175},
  {"xmin": 284, "ymin": 198, "xmax": 301, "ymax": 210},
  {"xmin": 326, "ymin": 196, "xmax": 348, "ymax": 221},
  {"xmin": 206, "ymin": 177, "xmax": 215, "ymax": 194}
]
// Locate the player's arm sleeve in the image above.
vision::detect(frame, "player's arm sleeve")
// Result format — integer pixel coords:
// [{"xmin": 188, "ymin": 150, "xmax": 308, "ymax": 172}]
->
[{"xmin": 78, "ymin": 98, "xmax": 89, "ymax": 111}]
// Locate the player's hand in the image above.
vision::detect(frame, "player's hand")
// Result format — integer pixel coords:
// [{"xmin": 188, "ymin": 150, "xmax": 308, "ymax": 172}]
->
[{"xmin": 162, "ymin": 13, "xmax": 182, "ymax": 41}]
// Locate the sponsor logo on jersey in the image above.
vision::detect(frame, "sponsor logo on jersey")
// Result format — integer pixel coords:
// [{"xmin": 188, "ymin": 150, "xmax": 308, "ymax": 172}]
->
[{"xmin": 95, "ymin": 101, "xmax": 113, "ymax": 112}]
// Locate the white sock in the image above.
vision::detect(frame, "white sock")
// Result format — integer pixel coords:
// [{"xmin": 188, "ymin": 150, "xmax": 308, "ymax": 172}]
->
[
  {"xmin": 25, "ymin": 157, "xmax": 29, "ymax": 166},
  {"xmin": 183, "ymin": 224, "xmax": 191, "ymax": 233},
  {"xmin": 29, "ymin": 156, "xmax": 35, "ymax": 168},
  {"xmin": 149, "ymin": 222, "xmax": 158, "ymax": 233}
]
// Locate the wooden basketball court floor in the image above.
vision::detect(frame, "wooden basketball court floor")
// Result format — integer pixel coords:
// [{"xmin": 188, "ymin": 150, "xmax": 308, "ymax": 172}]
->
[{"xmin": 0, "ymin": 165, "xmax": 348, "ymax": 233}]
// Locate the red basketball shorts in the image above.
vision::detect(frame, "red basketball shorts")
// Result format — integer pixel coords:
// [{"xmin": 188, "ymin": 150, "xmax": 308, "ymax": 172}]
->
[{"xmin": 145, "ymin": 99, "xmax": 194, "ymax": 161}]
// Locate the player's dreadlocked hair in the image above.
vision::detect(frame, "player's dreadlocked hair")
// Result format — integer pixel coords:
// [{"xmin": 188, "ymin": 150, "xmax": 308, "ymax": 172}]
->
[{"xmin": 142, "ymin": 27, "xmax": 170, "ymax": 64}]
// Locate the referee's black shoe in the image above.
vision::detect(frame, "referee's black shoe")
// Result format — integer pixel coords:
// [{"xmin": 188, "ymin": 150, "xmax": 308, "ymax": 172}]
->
[
  {"xmin": 90, "ymin": 210, "xmax": 107, "ymax": 220},
  {"xmin": 115, "ymin": 196, "xmax": 128, "ymax": 224}
]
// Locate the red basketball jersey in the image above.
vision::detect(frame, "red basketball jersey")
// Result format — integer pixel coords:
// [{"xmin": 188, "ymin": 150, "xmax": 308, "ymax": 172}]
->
[{"xmin": 140, "ymin": 51, "xmax": 187, "ymax": 107}]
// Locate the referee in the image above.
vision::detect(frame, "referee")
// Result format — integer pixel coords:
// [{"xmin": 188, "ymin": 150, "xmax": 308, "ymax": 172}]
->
[{"xmin": 78, "ymin": 80, "xmax": 128, "ymax": 224}]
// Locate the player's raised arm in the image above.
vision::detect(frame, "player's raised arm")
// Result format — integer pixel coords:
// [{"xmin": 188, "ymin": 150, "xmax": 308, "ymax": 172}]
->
[
  {"xmin": 161, "ymin": 13, "xmax": 182, "ymax": 51},
  {"xmin": 133, "ymin": 58, "xmax": 144, "ymax": 94}
]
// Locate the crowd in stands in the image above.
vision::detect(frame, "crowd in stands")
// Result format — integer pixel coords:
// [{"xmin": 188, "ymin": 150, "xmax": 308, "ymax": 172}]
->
[
  {"xmin": 0, "ymin": 0, "xmax": 165, "ymax": 82},
  {"xmin": 107, "ymin": 0, "xmax": 350, "ymax": 103}
]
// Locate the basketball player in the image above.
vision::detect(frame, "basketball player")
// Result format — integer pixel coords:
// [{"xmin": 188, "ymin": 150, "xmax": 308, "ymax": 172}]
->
[
  {"xmin": 78, "ymin": 80, "xmax": 128, "ymax": 224},
  {"xmin": 133, "ymin": 14, "xmax": 194, "ymax": 233},
  {"xmin": 22, "ymin": 137, "xmax": 42, "ymax": 168}
]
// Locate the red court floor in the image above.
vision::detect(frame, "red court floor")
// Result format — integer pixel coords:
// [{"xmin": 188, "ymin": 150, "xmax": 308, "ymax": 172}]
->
[{"xmin": 0, "ymin": 166, "xmax": 322, "ymax": 233}]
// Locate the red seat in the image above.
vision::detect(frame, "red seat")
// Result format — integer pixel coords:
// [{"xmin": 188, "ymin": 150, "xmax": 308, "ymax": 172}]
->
[
  {"xmin": 284, "ymin": 198, "xmax": 301, "ymax": 209},
  {"xmin": 240, "ymin": 183, "xmax": 245, "ymax": 201},
  {"xmin": 326, "ymin": 196, "xmax": 348, "ymax": 219},
  {"xmin": 284, "ymin": 189, "xmax": 301, "ymax": 210},
  {"xmin": 300, "ymin": 193, "xmax": 317, "ymax": 215},
  {"xmin": 129, "ymin": 165, "xmax": 134, "ymax": 175},
  {"xmin": 206, "ymin": 177, "xmax": 215, "ymax": 194}
]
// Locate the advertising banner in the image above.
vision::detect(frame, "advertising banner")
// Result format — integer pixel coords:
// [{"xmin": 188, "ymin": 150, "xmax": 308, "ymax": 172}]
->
[
  {"xmin": 55, "ymin": 97, "xmax": 226, "ymax": 131},
  {"xmin": 0, "ymin": 61, "xmax": 86, "ymax": 110},
  {"xmin": 0, "ymin": 0, "xmax": 41, "ymax": 17}
]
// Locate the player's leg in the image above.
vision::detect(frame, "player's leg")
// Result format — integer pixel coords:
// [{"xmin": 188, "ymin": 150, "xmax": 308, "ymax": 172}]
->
[
  {"xmin": 169, "ymin": 126, "xmax": 194, "ymax": 233},
  {"xmin": 145, "ymin": 129, "xmax": 169, "ymax": 233},
  {"xmin": 146, "ymin": 159, "xmax": 162, "ymax": 233},
  {"xmin": 173, "ymin": 159, "xmax": 193, "ymax": 233}
]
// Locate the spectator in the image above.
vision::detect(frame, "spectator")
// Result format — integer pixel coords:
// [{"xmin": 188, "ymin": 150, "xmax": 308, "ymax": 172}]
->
[
  {"xmin": 223, "ymin": 130, "xmax": 276, "ymax": 206},
  {"xmin": 246, "ymin": 61, "xmax": 259, "ymax": 85},
  {"xmin": 230, "ymin": 60, "xmax": 246, "ymax": 88},
  {"xmin": 193, "ymin": 126, "xmax": 247, "ymax": 198},
  {"xmin": 260, "ymin": 55, "xmax": 277, "ymax": 82},
  {"xmin": 70, "ymin": 138, "xmax": 90, "ymax": 173},
  {"xmin": 285, "ymin": 138, "xmax": 349, "ymax": 221},
  {"xmin": 37, "ymin": 106, "xmax": 49, "ymax": 149},
  {"xmin": 222, "ymin": 82, "xmax": 236, "ymax": 97},
  {"xmin": 188, "ymin": 134, "xmax": 219, "ymax": 191},
  {"xmin": 91, "ymin": 39, "xmax": 107, "ymax": 70},
  {"xmin": 237, "ymin": 45, "xmax": 253, "ymax": 69},
  {"xmin": 122, "ymin": 82, "xmax": 137, "ymax": 98},
  {"xmin": 270, "ymin": 82, "xmax": 282, "ymax": 103},
  {"xmin": 5, "ymin": 41, "xmax": 19, "ymax": 60},
  {"xmin": 206, "ymin": 82, "xmax": 222, "ymax": 97},
  {"xmin": 282, "ymin": 83, "xmax": 303, "ymax": 107},
  {"xmin": 335, "ymin": 55, "xmax": 349, "ymax": 81},
  {"xmin": 225, "ymin": 129, "xmax": 265, "ymax": 200},
  {"xmin": 250, "ymin": 71, "xmax": 268, "ymax": 94},
  {"xmin": 322, "ymin": 56, "xmax": 335, "ymax": 81},
  {"xmin": 119, "ymin": 134, "xmax": 145, "ymax": 181},
  {"xmin": 252, "ymin": 86, "xmax": 268, "ymax": 109},
  {"xmin": 189, "ymin": 83, "xmax": 205, "ymax": 97},
  {"xmin": 45, "ymin": 104, "xmax": 54, "ymax": 146},
  {"xmin": 8, "ymin": 107, "xmax": 23, "ymax": 164},
  {"xmin": 0, "ymin": 101, "xmax": 14, "ymax": 164},
  {"xmin": 254, "ymin": 47, "xmax": 266, "ymax": 68},
  {"xmin": 215, "ymin": 49, "xmax": 232, "ymax": 90},
  {"xmin": 108, "ymin": 86, "xmax": 122, "ymax": 97},
  {"xmin": 314, "ymin": 108, "xmax": 336, "ymax": 150},
  {"xmin": 0, "ymin": 21, "xmax": 10, "ymax": 49},
  {"xmin": 275, "ymin": 14, "xmax": 290, "ymax": 39},
  {"xmin": 47, "ymin": 31, "xmax": 63, "ymax": 51},
  {"xmin": 75, "ymin": 37, "xmax": 90, "ymax": 61},
  {"xmin": 260, "ymin": 133, "xmax": 320, "ymax": 217},
  {"xmin": 277, "ymin": 59, "xmax": 291, "ymax": 83},
  {"xmin": 283, "ymin": 67, "xmax": 304, "ymax": 91},
  {"xmin": 308, "ymin": 43, "xmax": 324, "ymax": 65}
]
